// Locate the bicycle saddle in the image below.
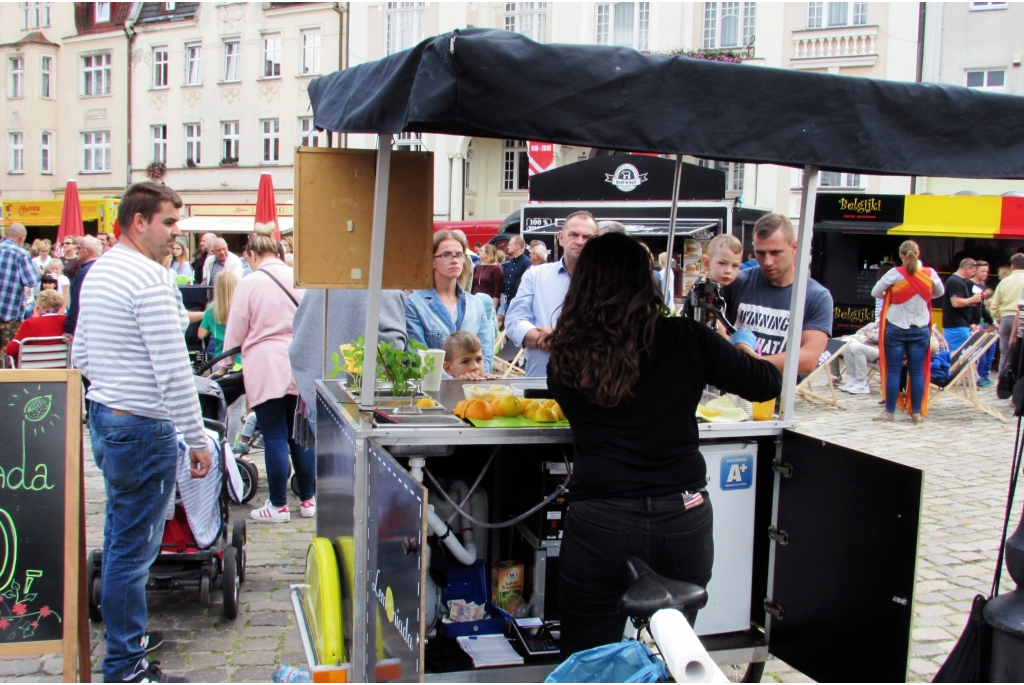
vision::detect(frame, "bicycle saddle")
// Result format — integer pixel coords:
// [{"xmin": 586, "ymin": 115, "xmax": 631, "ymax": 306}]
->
[{"xmin": 619, "ymin": 557, "xmax": 708, "ymax": 620}]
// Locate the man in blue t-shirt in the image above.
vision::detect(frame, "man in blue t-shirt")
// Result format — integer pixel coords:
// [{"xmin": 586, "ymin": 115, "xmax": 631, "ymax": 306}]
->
[{"xmin": 724, "ymin": 213, "xmax": 833, "ymax": 374}]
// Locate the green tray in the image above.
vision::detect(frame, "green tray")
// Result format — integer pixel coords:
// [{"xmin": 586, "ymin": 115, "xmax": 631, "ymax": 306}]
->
[{"xmin": 467, "ymin": 416, "xmax": 570, "ymax": 428}]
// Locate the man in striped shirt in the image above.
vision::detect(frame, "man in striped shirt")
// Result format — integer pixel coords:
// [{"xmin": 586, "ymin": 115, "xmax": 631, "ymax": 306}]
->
[{"xmin": 74, "ymin": 182, "xmax": 210, "ymax": 684}]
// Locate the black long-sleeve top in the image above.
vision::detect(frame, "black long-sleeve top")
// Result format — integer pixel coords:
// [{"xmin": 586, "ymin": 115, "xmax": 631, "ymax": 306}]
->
[
  {"xmin": 64, "ymin": 258, "xmax": 96, "ymax": 336},
  {"xmin": 547, "ymin": 316, "xmax": 782, "ymax": 500}
]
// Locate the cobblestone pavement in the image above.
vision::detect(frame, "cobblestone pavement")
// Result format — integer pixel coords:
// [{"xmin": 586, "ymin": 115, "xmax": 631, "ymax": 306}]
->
[{"xmin": 2, "ymin": 382, "xmax": 1019, "ymax": 683}]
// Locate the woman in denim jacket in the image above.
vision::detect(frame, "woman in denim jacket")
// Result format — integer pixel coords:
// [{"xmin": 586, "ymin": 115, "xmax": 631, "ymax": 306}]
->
[{"xmin": 406, "ymin": 230, "xmax": 494, "ymax": 374}]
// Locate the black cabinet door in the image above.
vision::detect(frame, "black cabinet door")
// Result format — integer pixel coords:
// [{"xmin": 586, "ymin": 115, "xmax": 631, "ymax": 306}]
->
[{"xmin": 768, "ymin": 430, "xmax": 923, "ymax": 683}]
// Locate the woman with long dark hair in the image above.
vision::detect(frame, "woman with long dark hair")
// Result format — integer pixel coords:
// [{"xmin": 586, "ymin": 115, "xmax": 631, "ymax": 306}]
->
[{"xmin": 547, "ymin": 233, "xmax": 781, "ymax": 656}]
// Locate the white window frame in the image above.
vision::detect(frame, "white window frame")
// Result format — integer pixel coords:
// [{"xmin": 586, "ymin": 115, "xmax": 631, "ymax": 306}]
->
[
  {"xmin": 394, "ymin": 131, "xmax": 422, "ymax": 152},
  {"xmin": 185, "ymin": 43, "xmax": 202, "ymax": 86},
  {"xmin": 10, "ymin": 132, "xmax": 25, "ymax": 174},
  {"xmin": 40, "ymin": 130, "xmax": 52, "ymax": 174},
  {"xmin": 95, "ymin": 2, "xmax": 110, "ymax": 22},
  {"xmin": 263, "ymin": 34, "xmax": 281, "ymax": 78},
  {"xmin": 223, "ymin": 40, "xmax": 241, "ymax": 82},
  {"xmin": 9, "ymin": 56, "xmax": 24, "ymax": 99},
  {"xmin": 21, "ymin": 2, "xmax": 52, "ymax": 29},
  {"xmin": 464, "ymin": 149, "xmax": 473, "ymax": 191},
  {"xmin": 595, "ymin": 2, "xmax": 650, "ymax": 51},
  {"xmin": 970, "ymin": 1, "xmax": 1007, "ymax": 9},
  {"xmin": 81, "ymin": 130, "xmax": 111, "ymax": 173},
  {"xmin": 301, "ymin": 29, "xmax": 321, "ymax": 75},
  {"xmin": 703, "ymin": 2, "xmax": 755, "ymax": 49},
  {"xmin": 152, "ymin": 125, "xmax": 167, "ymax": 163},
  {"xmin": 40, "ymin": 55, "xmax": 52, "ymax": 98},
  {"xmin": 385, "ymin": 2, "xmax": 425, "ymax": 55},
  {"xmin": 82, "ymin": 52, "xmax": 111, "ymax": 96},
  {"xmin": 503, "ymin": 139, "xmax": 529, "ymax": 191},
  {"xmin": 153, "ymin": 47, "xmax": 168, "ymax": 88},
  {"xmin": 819, "ymin": 170, "xmax": 861, "ymax": 188},
  {"xmin": 966, "ymin": 69, "xmax": 1005, "ymax": 92},
  {"xmin": 698, "ymin": 159, "xmax": 744, "ymax": 192},
  {"xmin": 222, "ymin": 121, "xmax": 240, "ymax": 161},
  {"xmin": 504, "ymin": 3, "xmax": 548, "ymax": 43},
  {"xmin": 299, "ymin": 117, "xmax": 320, "ymax": 147},
  {"xmin": 185, "ymin": 123, "xmax": 201, "ymax": 166},
  {"xmin": 165, "ymin": 2, "xmax": 176, "ymax": 9},
  {"xmin": 262, "ymin": 119, "xmax": 280, "ymax": 163},
  {"xmin": 807, "ymin": 2, "xmax": 868, "ymax": 28}
]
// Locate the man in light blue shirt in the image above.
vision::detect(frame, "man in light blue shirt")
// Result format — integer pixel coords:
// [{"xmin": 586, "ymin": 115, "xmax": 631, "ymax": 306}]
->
[{"xmin": 505, "ymin": 212, "xmax": 599, "ymax": 377}]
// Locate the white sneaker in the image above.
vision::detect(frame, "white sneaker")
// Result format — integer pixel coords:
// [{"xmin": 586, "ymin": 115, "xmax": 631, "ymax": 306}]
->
[
  {"xmin": 300, "ymin": 497, "xmax": 316, "ymax": 518},
  {"xmin": 846, "ymin": 379, "xmax": 871, "ymax": 395},
  {"xmin": 250, "ymin": 500, "xmax": 290, "ymax": 522}
]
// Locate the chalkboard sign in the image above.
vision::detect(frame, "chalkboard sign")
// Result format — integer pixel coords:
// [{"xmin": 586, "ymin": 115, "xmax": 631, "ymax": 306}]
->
[
  {"xmin": 855, "ymin": 270, "xmax": 878, "ymax": 301},
  {"xmin": 0, "ymin": 370, "xmax": 87, "ymax": 681}
]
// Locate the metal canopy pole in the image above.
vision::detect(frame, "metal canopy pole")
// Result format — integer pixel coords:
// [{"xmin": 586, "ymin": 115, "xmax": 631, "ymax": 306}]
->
[
  {"xmin": 359, "ymin": 134, "xmax": 392, "ymax": 410},
  {"xmin": 663, "ymin": 154, "xmax": 684, "ymax": 303},
  {"xmin": 779, "ymin": 165, "xmax": 819, "ymax": 420}
]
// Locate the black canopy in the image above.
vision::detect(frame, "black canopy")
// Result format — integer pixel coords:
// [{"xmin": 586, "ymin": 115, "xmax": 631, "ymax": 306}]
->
[{"xmin": 308, "ymin": 29, "xmax": 1024, "ymax": 180}]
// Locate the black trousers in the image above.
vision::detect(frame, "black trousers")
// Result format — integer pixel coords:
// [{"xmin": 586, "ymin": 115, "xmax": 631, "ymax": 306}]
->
[{"xmin": 557, "ymin": 493, "xmax": 714, "ymax": 657}]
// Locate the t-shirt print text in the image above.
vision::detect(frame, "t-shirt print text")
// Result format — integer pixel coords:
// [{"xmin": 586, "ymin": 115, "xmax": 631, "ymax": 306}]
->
[{"xmin": 736, "ymin": 303, "xmax": 790, "ymax": 355}]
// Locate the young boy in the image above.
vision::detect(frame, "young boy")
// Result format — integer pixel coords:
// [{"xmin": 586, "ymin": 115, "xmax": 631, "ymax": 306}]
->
[
  {"xmin": 682, "ymin": 234, "xmax": 743, "ymax": 332},
  {"xmin": 443, "ymin": 331, "xmax": 499, "ymax": 380}
]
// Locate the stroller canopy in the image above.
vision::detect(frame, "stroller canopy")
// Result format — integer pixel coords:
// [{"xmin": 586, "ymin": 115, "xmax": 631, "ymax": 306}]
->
[{"xmin": 308, "ymin": 28, "xmax": 1024, "ymax": 180}]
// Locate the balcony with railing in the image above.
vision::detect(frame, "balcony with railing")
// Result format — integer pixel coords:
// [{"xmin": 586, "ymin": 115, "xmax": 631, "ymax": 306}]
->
[{"xmin": 791, "ymin": 24, "xmax": 878, "ymax": 70}]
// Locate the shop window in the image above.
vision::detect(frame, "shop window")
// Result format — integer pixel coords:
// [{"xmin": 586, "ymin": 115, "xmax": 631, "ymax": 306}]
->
[
  {"xmin": 596, "ymin": 2, "xmax": 650, "ymax": 51},
  {"xmin": 703, "ymin": 2, "xmax": 755, "ymax": 49},
  {"xmin": 386, "ymin": 3, "xmax": 424, "ymax": 55},
  {"xmin": 503, "ymin": 140, "xmax": 529, "ymax": 191},
  {"xmin": 504, "ymin": 3, "xmax": 547, "ymax": 43}
]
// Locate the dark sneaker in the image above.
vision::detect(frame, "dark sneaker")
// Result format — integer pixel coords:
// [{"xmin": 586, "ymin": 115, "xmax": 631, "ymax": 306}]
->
[
  {"xmin": 116, "ymin": 659, "xmax": 188, "ymax": 683},
  {"xmin": 141, "ymin": 631, "xmax": 163, "ymax": 654}
]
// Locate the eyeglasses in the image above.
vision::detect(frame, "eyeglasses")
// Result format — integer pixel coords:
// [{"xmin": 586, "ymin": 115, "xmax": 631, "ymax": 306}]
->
[
  {"xmin": 63, "ymin": 241, "xmax": 75, "ymax": 246},
  {"xmin": 433, "ymin": 252, "xmax": 466, "ymax": 263}
]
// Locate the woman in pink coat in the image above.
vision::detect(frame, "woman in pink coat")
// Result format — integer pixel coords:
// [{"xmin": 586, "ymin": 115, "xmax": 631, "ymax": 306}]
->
[{"xmin": 223, "ymin": 225, "xmax": 315, "ymax": 523}]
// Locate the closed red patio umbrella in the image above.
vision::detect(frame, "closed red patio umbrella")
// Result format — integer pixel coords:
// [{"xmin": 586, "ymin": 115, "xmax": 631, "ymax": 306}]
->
[
  {"xmin": 55, "ymin": 179, "xmax": 84, "ymax": 258},
  {"xmin": 255, "ymin": 172, "xmax": 280, "ymax": 240}
]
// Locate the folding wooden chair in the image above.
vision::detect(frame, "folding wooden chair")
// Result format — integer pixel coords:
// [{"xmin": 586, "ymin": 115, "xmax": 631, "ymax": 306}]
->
[
  {"xmin": 928, "ymin": 331, "xmax": 1005, "ymax": 421},
  {"xmin": 796, "ymin": 337, "xmax": 854, "ymax": 409},
  {"xmin": 6, "ymin": 336, "xmax": 71, "ymax": 369}
]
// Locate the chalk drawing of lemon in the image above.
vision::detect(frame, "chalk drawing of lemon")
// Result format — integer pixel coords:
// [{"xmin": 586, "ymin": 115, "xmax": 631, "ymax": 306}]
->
[
  {"xmin": 24, "ymin": 395, "xmax": 52, "ymax": 423},
  {"xmin": 385, "ymin": 586, "xmax": 395, "ymax": 623}
]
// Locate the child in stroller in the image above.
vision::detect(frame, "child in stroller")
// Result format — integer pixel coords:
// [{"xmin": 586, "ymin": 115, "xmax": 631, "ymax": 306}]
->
[{"xmin": 88, "ymin": 375, "xmax": 249, "ymax": 622}]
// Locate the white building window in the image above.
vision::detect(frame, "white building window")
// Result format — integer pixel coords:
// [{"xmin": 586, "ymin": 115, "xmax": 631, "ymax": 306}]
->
[
  {"xmin": 222, "ymin": 121, "xmax": 239, "ymax": 160},
  {"xmin": 703, "ymin": 2, "xmax": 755, "ymax": 49},
  {"xmin": 82, "ymin": 53, "xmax": 111, "ymax": 95},
  {"xmin": 394, "ymin": 131, "xmax": 422, "ymax": 151},
  {"xmin": 165, "ymin": 2, "xmax": 176, "ymax": 9},
  {"xmin": 820, "ymin": 170, "xmax": 861, "ymax": 188},
  {"xmin": 152, "ymin": 125, "xmax": 167, "ymax": 163},
  {"xmin": 263, "ymin": 34, "xmax": 281, "ymax": 78},
  {"xmin": 153, "ymin": 47, "xmax": 168, "ymax": 87},
  {"xmin": 40, "ymin": 131, "xmax": 52, "ymax": 174},
  {"xmin": 40, "ymin": 56, "xmax": 52, "ymax": 98},
  {"xmin": 224, "ymin": 40, "xmax": 240, "ymax": 81},
  {"xmin": 95, "ymin": 2, "xmax": 110, "ymax": 22},
  {"xmin": 464, "ymin": 151, "xmax": 473, "ymax": 191},
  {"xmin": 299, "ymin": 117, "xmax": 320, "ymax": 147},
  {"xmin": 808, "ymin": 2, "xmax": 867, "ymax": 28},
  {"xmin": 185, "ymin": 44, "xmax": 202, "ymax": 85},
  {"xmin": 185, "ymin": 123, "xmax": 201, "ymax": 166},
  {"xmin": 698, "ymin": 159, "xmax": 744, "ymax": 192},
  {"xmin": 301, "ymin": 30, "xmax": 321, "ymax": 75},
  {"xmin": 595, "ymin": 3, "xmax": 650, "ymax": 51},
  {"xmin": 970, "ymin": 1, "xmax": 1006, "ymax": 9},
  {"xmin": 966, "ymin": 70, "xmax": 1005, "ymax": 91},
  {"xmin": 503, "ymin": 139, "xmax": 528, "ymax": 191},
  {"xmin": 262, "ymin": 119, "xmax": 280, "ymax": 163},
  {"xmin": 9, "ymin": 57, "xmax": 24, "ymax": 98},
  {"xmin": 21, "ymin": 2, "xmax": 52, "ymax": 29},
  {"xmin": 386, "ymin": 3, "xmax": 424, "ymax": 55},
  {"xmin": 82, "ymin": 130, "xmax": 111, "ymax": 173},
  {"xmin": 504, "ymin": 3, "xmax": 547, "ymax": 43},
  {"xmin": 10, "ymin": 133, "xmax": 24, "ymax": 173}
]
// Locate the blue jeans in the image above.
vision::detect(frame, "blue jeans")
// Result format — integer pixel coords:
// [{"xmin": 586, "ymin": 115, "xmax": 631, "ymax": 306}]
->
[
  {"xmin": 252, "ymin": 394, "xmax": 315, "ymax": 507},
  {"xmin": 90, "ymin": 404, "xmax": 178, "ymax": 682},
  {"xmin": 944, "ymin": 326, "xmax": 971, "ymax": 354},
  {"xmin": 978, "ymin": 339, "xmax": 995, "ymax": 379},
  {"xmin": 884, "ymin": 324, "xmax": 931, "ymax": 414}
]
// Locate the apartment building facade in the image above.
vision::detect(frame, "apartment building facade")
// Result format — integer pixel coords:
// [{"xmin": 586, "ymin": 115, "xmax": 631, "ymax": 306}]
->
[{"xmin": 919, "ymin": 1, "xmax": 1024, "ymax": 196}]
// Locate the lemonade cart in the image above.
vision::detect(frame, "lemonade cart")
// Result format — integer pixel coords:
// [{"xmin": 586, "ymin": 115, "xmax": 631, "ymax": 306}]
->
[{"xmin": 292, "ymin": 29, "xmax": 1024, "ymax": 683}]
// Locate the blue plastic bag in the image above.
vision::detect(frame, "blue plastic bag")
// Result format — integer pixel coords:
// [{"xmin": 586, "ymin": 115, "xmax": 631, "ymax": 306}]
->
[{"xmin": 545, "ymin": 640, "xmax": 668, "ymax": 683}]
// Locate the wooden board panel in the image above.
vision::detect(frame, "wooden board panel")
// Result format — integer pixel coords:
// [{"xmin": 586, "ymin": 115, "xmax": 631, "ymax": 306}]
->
[{"xmin": 294, "ymin": 147, "xmax": 433, "ymax": 290}]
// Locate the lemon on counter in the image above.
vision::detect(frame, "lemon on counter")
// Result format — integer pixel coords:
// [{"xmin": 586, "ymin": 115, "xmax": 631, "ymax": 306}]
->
[{"xmin": 415, "ymin": 397, "xmax": 437, "ymax": 408}]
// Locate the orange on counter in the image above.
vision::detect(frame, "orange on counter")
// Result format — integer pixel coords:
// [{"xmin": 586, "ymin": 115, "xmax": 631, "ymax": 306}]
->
[
  {"xmin": 490, "ymin": 398, "xmax": 503, "ymax": 415},
  {"xmin": 453, "ymin": 400, "xmax": 469, "ymax": 418},
  {"xmin": 464, "ymin": 399, "xmax": 494, "ymax": 420}
]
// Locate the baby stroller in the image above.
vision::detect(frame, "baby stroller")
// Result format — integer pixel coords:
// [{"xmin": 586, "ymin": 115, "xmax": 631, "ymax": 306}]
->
[{"xmin": 87, "ymin": 376, "xmax": 249, "ymax": 621}]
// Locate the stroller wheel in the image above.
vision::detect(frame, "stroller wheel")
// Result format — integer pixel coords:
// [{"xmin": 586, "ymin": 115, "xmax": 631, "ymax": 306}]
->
[
  {"xmin": 222, "ymin": 548, "xmax": 240, "ymax": 620},
  {"xmin": 291, "ymin": 474, "xmax": 301, "ymax": 498},
  {"xmin": 89, "ymin": 575, "xmax": 103, "ymax": 623},
  {"xmin": 200, "ymin": 573, "xmax": 211, "ymax": 605},
  {"xmin": 237, "ymin": 458, "xmax": 259, "ymax": 504},
  {"xmin": 231, "ymin": 519, "xmax": 247, "ymax": 584}
]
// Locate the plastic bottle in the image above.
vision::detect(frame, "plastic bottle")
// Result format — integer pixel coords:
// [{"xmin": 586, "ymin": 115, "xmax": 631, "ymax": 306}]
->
[{"xmin": 272, "ymin": 665, "xmax": 311, "ymax": 683}]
